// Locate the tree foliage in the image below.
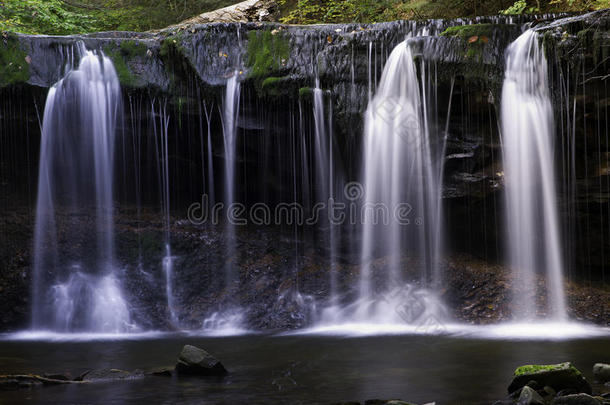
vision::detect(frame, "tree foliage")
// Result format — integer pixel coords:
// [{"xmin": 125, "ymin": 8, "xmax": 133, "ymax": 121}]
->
[
  {"xmin": 279, "ymin": 0, "xmax": 609, "ymax": 24},
  {"xmin": 0, "ymin": 0, "xmax": 236, "ymax": 34},
  {"xmin": 0, "ymin": 0, "xmax": 97, "ymax": 34},
  {"xmin": 1, "ymin": 0, "xmax": 608, "ymax": 34}
]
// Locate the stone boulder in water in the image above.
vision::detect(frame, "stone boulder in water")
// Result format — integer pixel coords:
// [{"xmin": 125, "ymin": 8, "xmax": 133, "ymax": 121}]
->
[
  {"xmin": 593, "ymin": 363, "xmax": 610, "ymax": 383},
  {"xmin": 175, "ymin": 345, "xmax": 227, "ymax": 376},
  {"xmin": 507, "ymin": 363, "xmax": 591, "ymax": 395}
]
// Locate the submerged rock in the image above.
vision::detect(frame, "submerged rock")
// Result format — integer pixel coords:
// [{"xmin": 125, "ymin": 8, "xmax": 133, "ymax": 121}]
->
[
  {"xmin": 593, "ymin": 363, "xmax": 610, "ymax": 383},
  {"xmin": 145, "ymin": 366, "xmax": 174, "ymax": 377},
  {"xmin": 0, "ymin": 374, "xmax": 85, "ymax": 389},
  {"xmin": 550, "ymin": 393, "xmax": 602, "ymax": 405},
  {"xmin": 79, "ymin": 368, "xmax": 144, "ymax": 381},
  {"xmin": 508, "ymin": 363, "xmax": 591, "ymax": 395},
  {"xmin": 175, "ymin": 345, "xmax": 228, "ymax": 376}
]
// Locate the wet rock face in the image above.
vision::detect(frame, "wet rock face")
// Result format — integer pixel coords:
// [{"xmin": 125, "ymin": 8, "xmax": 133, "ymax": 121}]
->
[{"xmin": 1, "ymin": 12, "xmax": 609, "ymax": 331}]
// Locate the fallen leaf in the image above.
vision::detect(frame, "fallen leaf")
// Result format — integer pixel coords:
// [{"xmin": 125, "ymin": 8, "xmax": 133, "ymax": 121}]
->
[
  {"xmin": 480, "ymin": 35, "xmax": 489, "ymax": 43},
  {"xmin": 468, "ymin": 36, "xmax": 479, "ymax": 43},
  {"xmin": 327, "ymin": 35, "xmax": 332, "ymax": 44}
]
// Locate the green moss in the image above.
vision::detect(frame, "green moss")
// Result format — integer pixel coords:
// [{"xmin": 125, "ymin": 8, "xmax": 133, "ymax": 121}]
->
[
  {"xmin": 262, "ymin": 76, "xmax": 282, "ymax": 87},
  {"xmin": 159, "ymin": 38, "xmax": 173, "ymax": 59},
  {"xmin": 441, "ymin": 24, "xmax": 494, "ymax": 38},
  {"xmin": 258, "ymin": 76, "xmax": 297, "ymax": 98},
  {"xmin": 119, "ymin": 40, "xmax": 148, "ymax": 58},
  {"xmin": 299, "ymin": 86, "xmax": 313, "ymax": 98},
  {"xmin": 103, "ymin": 46, "xmax": 138, "ymax": 87},
  {"xmin": 0, "ymin": 37, "xmax": 30, "ymax": 87},
  {"xmin": 261, "ymin": 76, "xmax": 283, "ymax": 95},
  {"xmin": 465, "ymin": 43, "xmax": 485, "ymax": 60},
  {"xmin": 245, "ymin": 30, "xmax": 290, "ymax": 79},
  {"xmin": 160, "ymin": 33, "xmax": 186, "ymax": 58},
  {"xmin": 514, "ymin": 363, "xmax": 580, "ymax": 377}
]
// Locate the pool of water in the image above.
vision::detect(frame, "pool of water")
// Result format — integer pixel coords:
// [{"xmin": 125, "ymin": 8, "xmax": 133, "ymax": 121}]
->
[{"xmin": 1, "ymin": 329, "xmax": 609, "ymax": 404}]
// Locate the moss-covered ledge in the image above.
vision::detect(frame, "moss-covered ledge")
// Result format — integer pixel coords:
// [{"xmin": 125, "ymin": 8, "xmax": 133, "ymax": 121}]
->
[
  {"xmin": 0, "ymin": 34, "xmax": 31, "ymax": 87},
  {"xmin": 3, "ymin": 11, "xmax": 607, "ymax": 110}
]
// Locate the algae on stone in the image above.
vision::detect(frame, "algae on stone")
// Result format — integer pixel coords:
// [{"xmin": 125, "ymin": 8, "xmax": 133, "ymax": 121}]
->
[
  {"xmin": 0, "ymin": 37, "xmax": 30, "ymax": 87},
  {"xmin": 440, "ymin": 24, "xmax": 494, "ymax": 38},
  {"xmin": 245, "ymin": 30, "xmax": 290, "ymax": 79},
  {"xmin": 508, "ymin": 362, "xmax": 591, "ymax": 394},
  {"xmin": 103, "ymin": 46, "xmax": 138, "ymax": 87}
]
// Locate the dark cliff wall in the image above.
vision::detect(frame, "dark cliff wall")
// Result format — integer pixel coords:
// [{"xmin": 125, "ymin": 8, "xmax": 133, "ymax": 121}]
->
[{"xmin": 0, "ymin": 10, "xmax": 608, "ymax": 330}]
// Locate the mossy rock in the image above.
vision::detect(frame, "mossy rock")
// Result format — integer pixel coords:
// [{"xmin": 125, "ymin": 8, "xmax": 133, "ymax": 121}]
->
[
  {"xmin": 103, "ymin": 45, "xmax": 138, "ymax": 87},
  {"xmin": 245, "ymin": 29, "xmax": 290, "ymax": 80},
  {"xmin": 299, "ymin": 86, "xmax": 313, "ymax": 99},
  {"xmin": 440, "ymin": 24, "xmax": 494, "ymax": 39},
  {"xmin": 0, "ymin": 37, "xmax": 30, "ymax": 87},
  {"xmin": 119, "ymin": 40, "xmax": 149, "ymax": 58},
  {"xmin": 508, "ymin": 362, "xmax": 591, "ymax": 394},
  {"xmin": 260, "ymin": 76, "xmax": 297, "ymax": 97}
]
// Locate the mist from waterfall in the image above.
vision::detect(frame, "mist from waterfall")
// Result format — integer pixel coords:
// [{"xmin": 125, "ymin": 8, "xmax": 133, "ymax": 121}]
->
[
  {"xmin": 31, "ymin": 43, "xmax": 133, "ymax": 332},
  {"xmin": 501, "ymin": 29, "xmax": 567, "ymax": 321}
]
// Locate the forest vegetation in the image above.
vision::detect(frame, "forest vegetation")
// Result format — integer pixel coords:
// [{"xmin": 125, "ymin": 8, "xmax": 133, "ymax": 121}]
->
[{"xmin": 1, "ymin": 0, "xmax": 609, "ymax": 34}]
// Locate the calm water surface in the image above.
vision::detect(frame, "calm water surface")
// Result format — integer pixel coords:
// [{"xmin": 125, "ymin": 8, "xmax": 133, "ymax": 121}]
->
[{"xmin": 0, "ymin": 334, "xmax": 609, "ymax": 404}]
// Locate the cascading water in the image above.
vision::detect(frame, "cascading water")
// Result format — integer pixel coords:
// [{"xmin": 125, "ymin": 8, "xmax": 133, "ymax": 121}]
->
[
  {"xmin": 202, "ymin": 72, "xmax": 245, "ymax": 332},
  {"xmin": 150, "ymin": 99, "xmax": 177, "ymax": 325},
  {"xmin": 359, "ymin": 39, "xmax": 444, "ymax": 321},
  {"xmin": 313, "ymin": 80, "xmax": 341, "ymax": 305},
  {"xmin": 222, "ymin": 73, "xmax": 240, "ymax": 286},
  {"xmin": 501, "ymin": 29, "xmax": 567, "ymax": 320},
  {"xmin": 31, "ymin": 43, "xmax": 133, "ymax": 333},
  {"xmin": 317, "ymin": 39, "xmax": 446, "ymax": 328}
]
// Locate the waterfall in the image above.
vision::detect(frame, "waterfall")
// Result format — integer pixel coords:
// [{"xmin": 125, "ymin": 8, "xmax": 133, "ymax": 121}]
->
[
  {"xmin": 317, "ymin": 39, "xmax": 446, "ymax": 327},
  {"xmin": 501, "ymin": 29, "xmax": 567, "ymax": 320},
  {"xmin": 150, "ymin": 99, "xmax": 177, "ymax": 325},
  {"xmin": 222, "ymin": 73, "xmax": 240, "ymax": 289},
  {"xmin": 359, "ymin": 39, "xmax": 443, "ymax": 318},
  {"xmin": 31, "ymin": 43, "xmax": 133, "ymax": 332},
  {"xmin": 313, "ymin": 81, "xmax": 340, "ymax": 304},
  {"xmin": 202, "ymin": 72, "xmax": 245, "ymax": 333}
]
